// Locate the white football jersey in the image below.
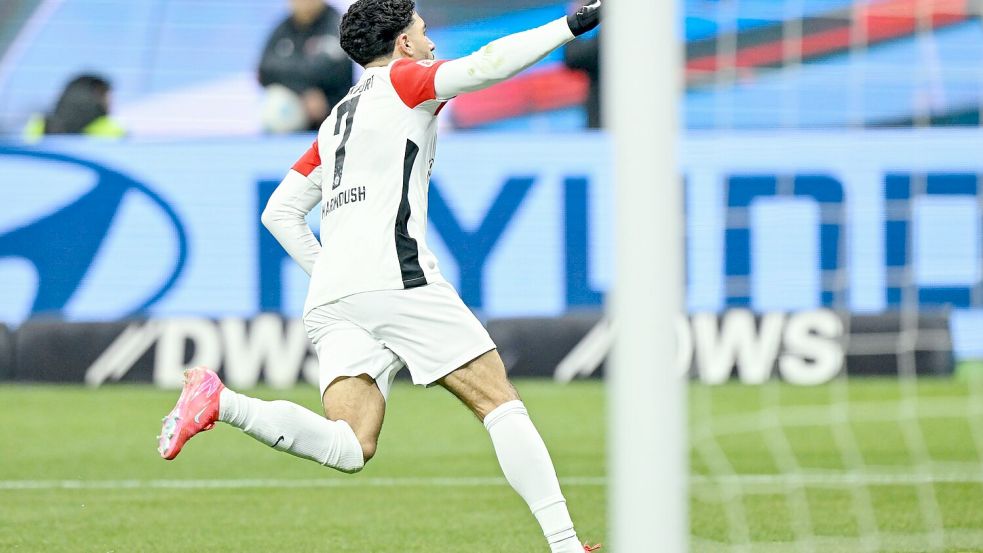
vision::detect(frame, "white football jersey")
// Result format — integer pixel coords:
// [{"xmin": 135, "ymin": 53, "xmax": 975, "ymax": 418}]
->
[{"xmin": 291, "ymin": 58, "xmax": 451, "ymax": 315}]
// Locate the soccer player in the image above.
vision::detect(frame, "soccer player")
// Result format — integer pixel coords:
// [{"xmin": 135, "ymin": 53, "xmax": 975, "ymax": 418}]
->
[{"xmin": 158, "ymin": 1, "xmax": 602, "ymax": 551}]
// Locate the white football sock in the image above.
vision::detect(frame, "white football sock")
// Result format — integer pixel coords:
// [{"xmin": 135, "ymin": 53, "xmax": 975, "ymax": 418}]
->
[
  {"xmin": 218, "ymin": 388, "xmax": 364, "ymax": 473},
  {"xmin": 484, "ymin": 400, "xmax": 582, "ymax": 553}
]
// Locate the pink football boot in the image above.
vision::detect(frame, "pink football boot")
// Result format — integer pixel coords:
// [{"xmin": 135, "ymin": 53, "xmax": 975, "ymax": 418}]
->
[{"xmin": 157, "ymin": 366, "xmax": 224, "ymax": 460}]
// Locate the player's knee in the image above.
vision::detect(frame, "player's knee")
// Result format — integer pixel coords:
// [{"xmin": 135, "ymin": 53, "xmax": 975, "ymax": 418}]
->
[
  {"xmin": 471, "ymin": 386, "xmax": 521, "ymax": 421},
  {"xmin": 464, "ymin": 380, "xmax": 519, "ymax": 421},
  {"xmin": 451, "ymin": 353, "xmax": 521, "ymax": 421},
  {"xmin": 359, "ymin": 438, "xmax": 378, "ymax": 463},
  {"xmin": 489, "ymin": 375, "xmax": 521, "ymax": 407},
  {"xmin": 457, "ymin": 379, "xmax": 519, "ymax": 421}
]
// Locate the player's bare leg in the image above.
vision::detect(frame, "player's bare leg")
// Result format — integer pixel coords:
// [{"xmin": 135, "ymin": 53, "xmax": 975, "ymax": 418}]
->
[
  {"xmin": 322, "ymin": 374, "xmax": 386, "ymax": 462},
  {"xmin": 439, "ymin": 349, "xmax": 519, "ymax": 419},
  {"xmin": 440, "ymin": 350, "xmax": 591, "ymax": 553}
]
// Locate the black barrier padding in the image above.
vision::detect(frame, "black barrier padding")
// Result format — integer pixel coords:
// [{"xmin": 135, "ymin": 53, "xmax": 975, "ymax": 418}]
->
[
  {"xmin": 5, "ymin": 310, "xmax": 954, "ymax": 386},
  {"xmin": 487, "ymin": 311, "xmax": 604, "ymax": 378},
  {"xmin": 848, "ymin": 312, "xmax": 949, "ymax": 333},
  {"xmin": 846, "ymin": 350, "xmax": 954, "ymax": 377},
  {"xmin": 0, "ymin": 324, "xmax": 13, "ymax": 381},
  {"xmin": 13, "ymin": 319, "xmax": 153, "ymax": 383},
  {"xmin": 488, "ymin": 310, "xmax": 954, "ymax": 381},
  {"xmin": 845, "ymin": 312, "xmax": 953, "ymax": 377}
]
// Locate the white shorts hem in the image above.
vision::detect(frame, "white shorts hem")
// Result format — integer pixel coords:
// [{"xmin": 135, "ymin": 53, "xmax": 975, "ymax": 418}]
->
[
  {"xmin": 413, "ymin": 342, "xmax": 496, "ymax": 387},
  {"xmin": 318, "ymin": 357, "xmax": 404, "ymax": 400}
]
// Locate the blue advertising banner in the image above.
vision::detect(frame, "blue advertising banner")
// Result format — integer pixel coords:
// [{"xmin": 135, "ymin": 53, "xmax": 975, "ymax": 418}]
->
[
  {"xmin": 1, "ymin": 130, "xmax": 981, "ymax": 357},
  {"xmin": 0, "ymin": 133, "xmax": 611, "ymax": 323}
]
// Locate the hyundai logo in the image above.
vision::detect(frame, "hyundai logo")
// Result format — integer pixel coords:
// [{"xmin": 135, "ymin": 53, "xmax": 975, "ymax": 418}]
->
[{"xmin": 0, "ymin": 146, "xmax": 188, "ymax": 323}]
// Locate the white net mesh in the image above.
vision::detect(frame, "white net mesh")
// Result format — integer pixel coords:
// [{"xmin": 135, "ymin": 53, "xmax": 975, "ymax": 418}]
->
[{"xmin": 685, "ymin": 0, "xmax": 983, "ymax": 550}]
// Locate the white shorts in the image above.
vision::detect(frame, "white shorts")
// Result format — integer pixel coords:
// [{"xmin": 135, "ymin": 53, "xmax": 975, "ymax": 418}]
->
[{"xmin": 303, "ymin": 282, "xmax": 496, "ymax": 400}]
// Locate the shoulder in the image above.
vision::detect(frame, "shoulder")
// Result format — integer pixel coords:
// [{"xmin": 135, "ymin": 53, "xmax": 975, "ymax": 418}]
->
[
  {"xmin": 390, "ymin": 58, "xmax": 443, "ymax": 74},
  {"xmin": 389, "ymin": 59, "xmax": 448, "ymax": 109},
  {"xmin": 83, "ymin": 116, "xmax": 125, "ymax": 138},
  {"xmin": 22, "ymin": 114, "xmax": 44, "ymax": 142},
  {"xmin": 272, "ymin": 17, "xmax": 294, "ymax": 35},
  {"xmin": 291, "ymin": 139, "xmax": 321, "ymax": 178},
  {"xmin": 265, "ymin": 18, "xmax": 293, "ymax": 44},
  {"xmin": 320, "ymin": 6, "xmax": 341, "ymax": 26}
]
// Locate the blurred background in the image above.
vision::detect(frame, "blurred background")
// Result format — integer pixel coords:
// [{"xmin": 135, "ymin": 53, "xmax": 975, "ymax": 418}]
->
[
  {"xmin": 1, "ymin": 0, "xmax": 979, "ymax": 374},
  {"xmin": 1, "ymin": 0, "xmax": 983, "ymax": 550}
]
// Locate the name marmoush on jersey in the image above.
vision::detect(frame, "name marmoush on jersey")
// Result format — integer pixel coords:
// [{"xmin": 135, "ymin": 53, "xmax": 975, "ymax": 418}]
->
[{"xmin": 322, "ymin": 186, "xmax": 367, "ymax": 217}]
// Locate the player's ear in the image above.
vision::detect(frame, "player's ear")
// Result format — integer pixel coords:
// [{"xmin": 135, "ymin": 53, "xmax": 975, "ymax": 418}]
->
[{"xmin": 395, "ymin": 32, "xmax": 413, "ymax": 58}]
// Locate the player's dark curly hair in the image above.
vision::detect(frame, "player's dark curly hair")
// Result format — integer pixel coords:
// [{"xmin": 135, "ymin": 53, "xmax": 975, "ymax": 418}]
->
[{"xmin": 340, "ymin": 0, "xmax": 417, "ymax": 67}]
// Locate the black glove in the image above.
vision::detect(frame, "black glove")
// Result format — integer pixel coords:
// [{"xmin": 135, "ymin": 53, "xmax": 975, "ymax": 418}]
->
[{"xmin": 567, "ymin": 0, "xmax": 602, "ymax": 37}]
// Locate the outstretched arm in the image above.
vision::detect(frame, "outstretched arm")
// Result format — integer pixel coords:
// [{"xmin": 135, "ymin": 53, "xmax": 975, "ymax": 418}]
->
[
  {"xmin": 261, "ymin": 142, "xmax": 323, "ymax": 276},
  {"xmin": 433, "ymin": 1, "xmax": 601, "ymax": 99}
]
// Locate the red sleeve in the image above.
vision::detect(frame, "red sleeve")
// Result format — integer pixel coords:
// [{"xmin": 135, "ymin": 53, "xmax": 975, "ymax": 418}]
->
[
  {"xmin": 291, "ymin": 139, "xmax": 321, "ymax": 177},
  {"xmin": 390, "ymin": 58, "xmax": 448, "ymax": 109}
]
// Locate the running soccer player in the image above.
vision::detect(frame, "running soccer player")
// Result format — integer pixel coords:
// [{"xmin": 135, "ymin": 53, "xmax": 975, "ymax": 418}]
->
[{"xmin": 158, "ymin": 1, "xmax": 602, "ymax": 551}]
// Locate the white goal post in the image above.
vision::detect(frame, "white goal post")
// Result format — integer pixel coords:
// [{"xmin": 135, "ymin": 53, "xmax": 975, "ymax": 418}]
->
[{"xmin": 604, "ymin": 0, "xmax": 687, "ymax": 551}]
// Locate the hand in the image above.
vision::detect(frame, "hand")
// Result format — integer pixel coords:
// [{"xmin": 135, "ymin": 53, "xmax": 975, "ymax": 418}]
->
[
  {"xmin": 302, "ymin": 88, "xmax": 329, "ymax": 123},
  {"xmin": 567, "ymin": 0, "xmax": 601, "ymax": 37}
]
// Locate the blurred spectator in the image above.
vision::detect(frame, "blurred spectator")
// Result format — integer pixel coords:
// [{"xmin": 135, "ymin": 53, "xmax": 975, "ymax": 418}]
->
[
  {"xmin": 23, "ymin": 74, "xmax": 125, "ymax": 141},
  {"xmin": 259, "ymin": 0, "xmax": 353, "ymax": 133},
  {"xmin": 564, "ymin": 36, "xmax": 601, "ymax": 129}
]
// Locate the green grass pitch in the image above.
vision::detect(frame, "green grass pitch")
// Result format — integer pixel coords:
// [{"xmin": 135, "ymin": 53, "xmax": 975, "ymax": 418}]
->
[{"xmin": 2, "ymin": 379, "xmax": 983, "ymax": 552}]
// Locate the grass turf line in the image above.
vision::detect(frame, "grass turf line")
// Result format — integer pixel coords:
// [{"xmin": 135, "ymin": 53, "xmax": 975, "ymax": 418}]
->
[
  {"xmin": 0, "ymin": 380, "xmax": 604, "ymax": 553},
  {"xmin": 3, "ymin": 379, "xmax": 983, "ymax": 551}
]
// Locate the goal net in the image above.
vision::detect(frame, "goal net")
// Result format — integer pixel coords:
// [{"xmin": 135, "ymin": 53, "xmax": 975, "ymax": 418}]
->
[{"xmin": 678, "ymin": 0, "xmax": 983, "ymax": 550}]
